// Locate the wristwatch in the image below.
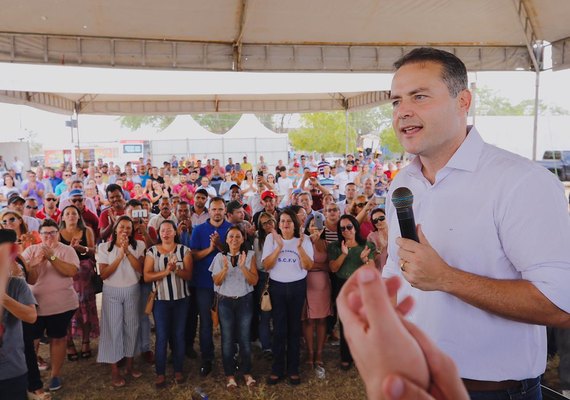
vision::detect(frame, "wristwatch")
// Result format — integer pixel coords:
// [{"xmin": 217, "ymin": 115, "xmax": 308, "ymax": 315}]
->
[{"xmin": 49, "ymin": 254, "xmax": 57, "ymax": 262}]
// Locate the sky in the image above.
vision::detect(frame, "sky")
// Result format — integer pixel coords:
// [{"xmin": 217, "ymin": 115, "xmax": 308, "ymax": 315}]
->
[{"xmin": 0, "ymin": 62, "xmax": 569, "ymax": 149}]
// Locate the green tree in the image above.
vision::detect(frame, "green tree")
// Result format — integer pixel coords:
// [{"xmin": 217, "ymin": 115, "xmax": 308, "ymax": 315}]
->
[
  {"xmin": 379, "ymin": 126, "xmax": 404, "ymax": 155},
  {"xmin": 119, "ymin": 115, "xmax": 175, "ymax": 131},
  {"xmin": 192, "ymin": 114, "xmax": 241, "ymax": 133},
  {"xmin": 290, "ymin": 112, "xmax": 357, "ymax": 154},
  {"xmin": 475, "ymin": 86, "xmax": 568, "ymax": 116}
]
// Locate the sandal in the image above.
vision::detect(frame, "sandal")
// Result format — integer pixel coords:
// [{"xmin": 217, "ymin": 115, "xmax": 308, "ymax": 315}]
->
[
  {"xmin": 111, "ymin": 376, "xmax": 126, "ymax": 388},
  {"xmin": 27, "ymin": 390, "xmax": 52, "ymax": 400},
  {"xmin": 67, "ymin": 344, "xmax": 79, "ymax": 361},
  {"xmin": 226, "ymin": 377, "xmax": 238, "ymax": 389},
  {"xmin": 244, "ymin": 375, "xmax": 256, "ymax": 388},
  {"xmin": 126, "ymin": 369, "xmax": 143, "ymax": 379}
]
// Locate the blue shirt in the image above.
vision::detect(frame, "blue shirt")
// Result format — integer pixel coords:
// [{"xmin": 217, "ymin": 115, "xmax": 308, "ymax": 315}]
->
[{"xmin": 189, "ymin": 219, "xmax": 232, "ymax": 289}]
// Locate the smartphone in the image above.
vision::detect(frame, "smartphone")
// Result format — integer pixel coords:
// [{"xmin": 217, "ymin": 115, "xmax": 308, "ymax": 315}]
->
[
  {"xmin": 310, "ymin": 171, "xmax": 318, "ymax": 178},
  {"xmin": 132, "ymin": 209, "xmax": 148, "ymax": 218},
  {"xmin": 257, "ymin": 170, "xmax": 264, "ymax": 177},
  {"xmin": 314, "ymin": 212, "xmax": 325, "ymax": 230}
]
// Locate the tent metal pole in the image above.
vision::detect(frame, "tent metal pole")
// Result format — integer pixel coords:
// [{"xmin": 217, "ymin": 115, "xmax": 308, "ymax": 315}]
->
[
  {"xmin": 532, "ymin": 70, "xmax": 540, "ymax": 161},
  {"xmin": 345, "ymin": 108, "xmax": 349, "ymax": 155}
]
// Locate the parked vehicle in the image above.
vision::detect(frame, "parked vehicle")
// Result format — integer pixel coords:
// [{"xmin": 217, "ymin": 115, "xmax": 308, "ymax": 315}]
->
[{"xmin": 536, "ymin": 151, "xmax": 570, "ymax": 181}]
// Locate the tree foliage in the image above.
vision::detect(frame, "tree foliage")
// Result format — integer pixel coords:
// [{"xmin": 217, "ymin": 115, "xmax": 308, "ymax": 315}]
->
[
  {"xmin": 289, "ymin": 112, "xmax": 357, "ymax": 154},
  {"xmin": 119, "ymin": 115, "xmax": 175, "ymax": 131},
  {"xmin": 379, "ymin": 126, "xmax": 404, "ymax": 155},
  {"xmin": 475, "ymin": 87, "xmax": 569, "ymax": 116}
]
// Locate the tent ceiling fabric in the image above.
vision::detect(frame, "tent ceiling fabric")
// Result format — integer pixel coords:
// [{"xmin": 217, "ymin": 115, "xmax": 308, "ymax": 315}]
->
[
  {"xmin": 0, "ymin": 0, "xmax": 568, "ymax": 72},
  {"xmin": 0, "ymin": 89, "xmax": 391, "ymax": 115}
]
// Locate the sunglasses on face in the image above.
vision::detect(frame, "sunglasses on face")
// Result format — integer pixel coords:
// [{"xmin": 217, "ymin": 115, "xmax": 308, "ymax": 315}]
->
[
  {"xmin": 356, "ymin": 202, "xmax": 367, "ymax": 208},
  {"xmin": 71, "ymin": 198, "xmax": 83, "ymax": 203},
  {"xmin": 45, "ymin": 198, "xmax": 57, "ymax": 202},
  {"xmin": 340, "ymin": 224, "xmax": 354, "ymax": 232},
  {"xmin": 40, "ymin": 231, "xmax": 58, "ymax": 237},
  {"xmin": 1, "ymin": 217, "xmax": 17, "ymax": 225},
  {"xmin": 25, "ymin": 205, "xmax": 38, "ymax": 210},
  {"xmin": 372, "ymin": 216, "xmax": 386, "ymax": 224}
]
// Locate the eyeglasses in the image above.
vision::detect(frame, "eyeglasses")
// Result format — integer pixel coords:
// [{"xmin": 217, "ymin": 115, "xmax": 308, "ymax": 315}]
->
[
  {"xmin": 356, "ymin": 202, "xmax": 367, "ymax": 208},
  {"xmin": 340, "ymin": 224, "xmax": 354, "ymax": 232},
  {"xmin": 25, "ymin": 205, "xmax": 38, "ymax": 210},
  {"xmin": 70, "ymin": 198, "xmax": 84, "ymax": 203},
  {"xmin": 372, "ymin": 216, "xmax": 386, "ymax": 224},
  {"xmin": 326, "ymin": 208, "xmax": 339, "ymax": 213},
  {"xmin": 40, "ymin": 231, "xmax": 58, "ymax": 237},
  {"xmin": 1, "ymin": 217, "xmax": 17, "ymax": 225},
  {"xmin": 45, "ymin": 198, "xmax": 57, "ymax": 202}
]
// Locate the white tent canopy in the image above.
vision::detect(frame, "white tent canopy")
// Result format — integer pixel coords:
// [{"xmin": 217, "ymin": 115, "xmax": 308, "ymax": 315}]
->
[
  {"xmin": 0, "ymin": 0, "xmax": 568, "ymax": 72},
  {"xmin": 155, "ymin": 115, "xmax": 220, "ymax": 140},
  {"xmin": 224, "ymin": 114, "xmax": 285, "ymax": 139}
]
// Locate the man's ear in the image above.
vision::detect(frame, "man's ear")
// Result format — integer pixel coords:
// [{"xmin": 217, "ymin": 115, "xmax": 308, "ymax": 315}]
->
[{"xmin": 457, "ymin": 89, "xmax": 472, "ymax": 114}]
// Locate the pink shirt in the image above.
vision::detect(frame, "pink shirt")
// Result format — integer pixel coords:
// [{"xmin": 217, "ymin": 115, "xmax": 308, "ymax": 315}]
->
[{"xmin": 22, "ymin": 243, "xmax": 80, "ymax": 316}]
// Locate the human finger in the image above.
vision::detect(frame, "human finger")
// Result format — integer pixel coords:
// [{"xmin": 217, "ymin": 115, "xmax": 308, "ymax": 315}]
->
[
  {"xmin": 383, "ymin": 375, "xmax": 434, "ymax": 400},
  {"xmin": 395, "ymin": 237, "xmax": 421, "ymax": 253},
  {"xmin": 354, "ymin": 267, "xmax": 393, "ymax": 330}
]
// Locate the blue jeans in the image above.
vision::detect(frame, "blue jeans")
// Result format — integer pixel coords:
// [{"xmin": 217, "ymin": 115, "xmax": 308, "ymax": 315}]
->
[
  {"xmin": 185, "ymin": 285, "xmax": 199, "ymax": 351},
  {"xmin": 153, "ymin": 297, "xmax": 190, "ymax": 375},
  {"xmin": 218, "ymin": 292, "xmax": 254, "ymax": 376},
  {"xmin": 270, "ymin": 278, "xmax": 306, "ymax": 377},
  {"xmin": 195, "ymin": 287, "xmax": 215, "ymax": 362},
  {"xmin": 468, "ymin": 377, "xmax": 542, "ymax": 400},
  {"xmin": 138, "ymin": 282, "xmax": 152, "ymax": 352},
  {"xmin": 253, "ymin": 270, "xmax": 272, "ymax": 350}
]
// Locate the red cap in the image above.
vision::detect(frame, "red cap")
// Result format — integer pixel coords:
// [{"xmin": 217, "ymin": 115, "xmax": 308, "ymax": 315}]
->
[
  {"xmin": 293, "ymin": 162, "xmax": 300, "ymax": 167},
  {"xmin": 261, "ymin": 190, "xmax": 276, "ymax": 200}
]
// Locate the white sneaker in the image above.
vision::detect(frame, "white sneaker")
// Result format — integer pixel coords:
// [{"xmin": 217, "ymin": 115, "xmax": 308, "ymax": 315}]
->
[{"xmin": 562, "ymin": 389, "xmax": 570, "ymax": 399}]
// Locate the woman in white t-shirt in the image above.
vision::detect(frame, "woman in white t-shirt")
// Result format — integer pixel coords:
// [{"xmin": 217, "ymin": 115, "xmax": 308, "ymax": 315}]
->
[
  {"xmin": 240, "ymin": 170, "xmax": 258, "ymax": 199},
  {"xmin": 262, "ymin": 208, "xmax": 313, "ymax": 386},
  {"xmin": 96, "ymin": 216, "xmax": 146, "ymax": 387}
]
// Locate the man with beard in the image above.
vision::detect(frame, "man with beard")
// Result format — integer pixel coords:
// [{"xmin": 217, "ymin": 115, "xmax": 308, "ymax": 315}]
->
[
  {"xmin": 189, "ymin": 197, "xmax": 232, "ymax": 376},
  {"xmin": 99, "ymin": 184, "xmax": 126, "ymax": 241}
]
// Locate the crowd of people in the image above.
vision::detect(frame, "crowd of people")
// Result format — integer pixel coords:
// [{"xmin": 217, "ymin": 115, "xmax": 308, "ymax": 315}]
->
[{"xmin": 0, "ymin": 148, "xmax": 397, "ymax": 399}]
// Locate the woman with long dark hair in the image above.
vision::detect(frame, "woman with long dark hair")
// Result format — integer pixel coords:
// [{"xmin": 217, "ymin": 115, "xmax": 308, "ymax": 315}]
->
[
  {"xmin": 143, "ymin": 220, "xmax": 193, "ymax": 388},
  {"xmin": 209, "ymin": 225, "xmax": 258, "ymax": 389},
  {"xmin": 366, "ymin": 208, "xmax": 388, "ymax": 271},
  {"xmin": 262, "ymin": 208, "xmax": 313, "ymax": 386},
  {"xmin": 328, "ymin": 214, "xmax": 375, "ymax": 371},
  {"xmin": 59, "ymin": 205, "xmax": 98, "ymax": 361},
  {"xmin": 96, "ymin": 216, "xmax": 146, "ymax": 387}
]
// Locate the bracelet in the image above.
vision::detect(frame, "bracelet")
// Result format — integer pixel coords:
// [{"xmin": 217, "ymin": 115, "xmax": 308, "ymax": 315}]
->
[{"xmin": 80, "ymin": 246, "xmax": 88, "ymax": 256}]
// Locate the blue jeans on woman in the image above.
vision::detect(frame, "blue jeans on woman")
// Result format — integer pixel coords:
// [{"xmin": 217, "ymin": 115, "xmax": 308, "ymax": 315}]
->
[
  {"xmin": 153, "ymin": 297, "xmax": 190, "ymax": 375},
  {"xmin": 270, "ymin": 278, "xmax": 307, "ymax": 377},
  {"xmin": 218, "ymin": 292, "xmax": 254, "ymax": 376}
]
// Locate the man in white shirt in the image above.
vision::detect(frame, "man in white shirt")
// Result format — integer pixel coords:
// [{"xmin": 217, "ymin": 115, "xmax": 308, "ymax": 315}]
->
[
  {"xmin": 196, "ymin": 177, "xmax": 217, "ymax": 208},
  {"xmin": 148, "ymin": 196, "xmax": 178, "ymax": 231},
  {"xmin": 11, "ymin": 157, "xmax": 24, "ymax": 182},
  {"xmin": 382, "ymin": 48, "xmax": 570, "ymax": 399}
]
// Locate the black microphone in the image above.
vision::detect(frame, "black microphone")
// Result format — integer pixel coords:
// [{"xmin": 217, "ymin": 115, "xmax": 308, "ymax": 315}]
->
[{"xmin": 391, "ymin": 187, "xmax": 419, "ymax": 242}]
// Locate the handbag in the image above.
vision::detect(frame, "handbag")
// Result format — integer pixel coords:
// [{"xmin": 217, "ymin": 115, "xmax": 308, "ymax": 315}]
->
[
  {"xmin": 144, "ymin": 288, "xmax": 157, "ymax": 315},
  {"xmin": 88, "ymin": 259, "xmax": 103, "ymax": 294},
  {"xmin": 260, "ymin": 275, "xmax": 272, "ymax": 312},
  {"xmin": 211, "ymin": 294, "xmax": 219, "ymax": 328}
]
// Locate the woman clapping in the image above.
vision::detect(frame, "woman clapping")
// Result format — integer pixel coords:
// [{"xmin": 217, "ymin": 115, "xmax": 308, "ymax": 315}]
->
[{"xmin": 209, "ymin": 225, "xmax": 258, "ymax": 389}]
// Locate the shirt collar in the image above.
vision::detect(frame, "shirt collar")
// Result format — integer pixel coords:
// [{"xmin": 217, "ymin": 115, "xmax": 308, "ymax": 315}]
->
[{"xmin": 406, "ymin": 125, "xmax": 484, "ymax": 177}]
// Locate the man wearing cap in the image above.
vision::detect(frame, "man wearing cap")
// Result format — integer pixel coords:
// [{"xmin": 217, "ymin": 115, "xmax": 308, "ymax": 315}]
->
[
  {"xmin": 191, "ymin": 189, "xmax": 209, "ymax": 227},
  {"xmin": 73, "ymin": 189, "xmax": 100, "ymax": 234},
  {"xmin": 37, "ymin": 192, "xmax": 61, "ymax": 222},
  {"xmin": 252, "ymin": 190, "xmax": 281, "ymax": 227},
  {"xmin": 229, "ymin": 184, "xmax": 253, "ymax": 220},
  {"xmin": 0, "ymin": 229, "xmax": 38, "ymax": 399},
  {"xmin": 8, "ymin": 194, "xmax": 40, "ymax": 232},
  {"xmin": 21, "ymin": 170, "xmax": 45, "ymax": 208}
]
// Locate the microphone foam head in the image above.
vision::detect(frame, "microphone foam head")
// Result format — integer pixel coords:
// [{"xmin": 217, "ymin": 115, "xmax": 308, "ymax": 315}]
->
[{"xmin": 391, "ymin": 187, "xmax": 414, "ymax": 209}]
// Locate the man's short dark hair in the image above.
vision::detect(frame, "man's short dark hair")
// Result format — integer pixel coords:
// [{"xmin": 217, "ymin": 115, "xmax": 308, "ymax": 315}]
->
[
  {"xmin": 106, "ymin": 183, "xmax": 123, "ymax": 195},
  {"xmin": 195, "ymin": 188, "xmax": 208, "ymax": 197},
  {"xmin": 393, "ymin": 47, "xmax": 468, "ymax": 97},
  {"xmin": 126, "ymin": 199, "xmax": 142, "ymax": 208},
  {"xmin": 226, "ymin": 200, "xmax": 243, "ymax": 215}
]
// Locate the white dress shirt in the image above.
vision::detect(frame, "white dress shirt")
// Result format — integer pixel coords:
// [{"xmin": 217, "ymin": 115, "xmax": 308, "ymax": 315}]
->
[{"xmin": 383, "ymin": 127, "xmax": 570, "ymax": 381}]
